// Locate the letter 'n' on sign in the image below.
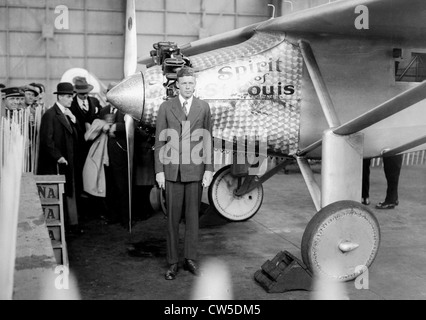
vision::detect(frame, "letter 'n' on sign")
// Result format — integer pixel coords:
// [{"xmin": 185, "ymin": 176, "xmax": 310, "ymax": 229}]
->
[{"xmin": 37, "ymin": 184, "xmax": 59, "ymax": 200}]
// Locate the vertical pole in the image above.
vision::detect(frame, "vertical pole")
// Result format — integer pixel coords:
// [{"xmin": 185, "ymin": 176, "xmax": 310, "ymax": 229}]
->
[
  {"xmin": 322, "ymin": 129, "xmax": 364, "ymax": 207},
  {"xmin": 6, "ymin": 2, "xmax": 10, "ymax": 84},
  {"xmin": 84, "ymin": 0, "xmax": 88, "ymax": 71},
  {"xmin": 45, "ymin": 1, "xmax": 50, "ymax": 105}
]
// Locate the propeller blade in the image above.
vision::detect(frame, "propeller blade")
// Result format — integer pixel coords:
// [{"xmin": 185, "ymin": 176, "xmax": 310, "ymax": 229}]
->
[
  {"xmin": 334, "ymin": 81, "xmax": 426, "ymax": 135},
  {"xmin": 124, "ymin": 0, "xmax": 137, "ymax": 78},
  {"xmin": 125, "ymin": 115, "xmax": 135, "ymax": 233}
]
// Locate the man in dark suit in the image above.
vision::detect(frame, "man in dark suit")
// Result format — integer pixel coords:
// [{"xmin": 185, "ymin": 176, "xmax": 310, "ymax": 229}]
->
[
  {"xmin": 155, "ymin": 67, "xmax": 214, "ymax": 280},
  {"xmin": 69, "ymin": 76, "xmax": 102, "ymax": 220},
  {"xmin": 38, "ymin": 82, "xmax": 82, "ymax": 233},
  {"xmin": 99, "ymin": 82, "xmax": 129, "ymax": 228},
  {"xmin": 70, "ymin": 77, "xmax": 101, "ymax": 134}
]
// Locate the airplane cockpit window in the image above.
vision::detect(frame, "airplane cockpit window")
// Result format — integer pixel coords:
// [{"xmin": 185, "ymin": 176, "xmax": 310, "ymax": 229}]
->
[{"xmin": 395, "ymin": 52, "xmax": 426, "ymax": 82}]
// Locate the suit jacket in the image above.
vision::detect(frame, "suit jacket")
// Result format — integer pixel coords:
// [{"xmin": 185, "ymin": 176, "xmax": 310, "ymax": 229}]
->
[
  {"xmin": 154, "ymin": 96, "xmax": 214, "ymax": 182},
  {"xmin": 70, "ymin": 96, "xmax": 101, "ymax": 133},
  {"xmin": 99, "ymin": 104, "xmax": 127, "ymax": 152},
  {"xmin": 37, "ymin": 103, "xmax": 80, "ymax": 196},
  {"xmin": 70, "ymin": 96, "xmax": 102, "ymax": 170}
]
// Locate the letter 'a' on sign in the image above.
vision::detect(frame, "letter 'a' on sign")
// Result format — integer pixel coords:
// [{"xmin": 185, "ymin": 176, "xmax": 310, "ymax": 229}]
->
[{"xmin": 354, "ymin": 5, "xmax": 369, "ymax": 30}]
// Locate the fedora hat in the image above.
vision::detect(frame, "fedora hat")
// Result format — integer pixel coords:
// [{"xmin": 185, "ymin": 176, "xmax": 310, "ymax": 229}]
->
[
  {"xmin": 54, "ymin": 82, "xmax": 75, "ymax": 95},
  {"xmin": 2, "ymin": 87, "xmax": 25, "ymax": 98},
  {"xmin": 73, "ymin": 76, "xmax": 94, "ymax": 94}
]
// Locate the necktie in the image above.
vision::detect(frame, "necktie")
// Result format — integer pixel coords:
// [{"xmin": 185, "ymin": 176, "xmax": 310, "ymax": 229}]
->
[
  {"xmin": 82, "ymin": 101, "xmax": 88, "ymax": 112},
  {"xmin": 182, "ymin": 101, "xmax": 188, "ymax": 116}
]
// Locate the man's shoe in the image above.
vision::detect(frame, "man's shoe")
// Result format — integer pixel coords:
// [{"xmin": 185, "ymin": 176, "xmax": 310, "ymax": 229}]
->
[
  {"xmin": 183, "ymin": 259, "xmax": 199, "ymax": 276},
  {"xmin": 376, "ymin": 202, "xmax": 396, "ymax": 209},
  {"xmin": 165, "ymin": 264, "xmax": 178, "ymax": 280},
  {"xmin": 362, "ymin": 198, "xmax": 370, "ymax": 205}
]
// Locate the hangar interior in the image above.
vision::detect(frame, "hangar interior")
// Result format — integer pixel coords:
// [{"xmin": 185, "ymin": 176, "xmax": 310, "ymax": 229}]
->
[
  {"xmin": 0, "ymin": 0, "xmax": 340, "ymax": 107},
  {"xmin": 2, "ymin": 0, "xmax": 426, "ymax": 301}
]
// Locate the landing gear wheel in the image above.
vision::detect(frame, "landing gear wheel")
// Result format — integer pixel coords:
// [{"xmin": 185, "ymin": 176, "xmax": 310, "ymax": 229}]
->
[
  {"xmin": 208, "ymin": 165, "xmax": 264, "ymax": 221},
  {"xmin": 301, "ymin": 200, "xmax": 380, "ymax": 281}
]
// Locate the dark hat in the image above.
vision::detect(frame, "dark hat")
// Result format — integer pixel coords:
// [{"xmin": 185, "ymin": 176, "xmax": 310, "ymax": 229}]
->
[
  {"xmin": 2, "ymin": 87, "xmax": 25, "ymax": 98},
  {"xmin": 29, "ymin": 82, "xmax": 45, "ymax": 93},
  {"xmin": 54, "ymin": 82, "xmax": 75, "ymax": 95},
  {"xmin": 22, "ymin": 85, "xmax": 39, "ymax": 97},
  {"xmin": 73, "ymin": 76, "xmax": 94, "ymax": 94},
  {"xmin": 177, "ymin": 66, "xmax": 195, "ymax": 79}
]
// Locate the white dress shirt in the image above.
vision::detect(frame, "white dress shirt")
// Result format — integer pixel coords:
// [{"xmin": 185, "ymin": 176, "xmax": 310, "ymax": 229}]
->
[
  {"xmin": 179, "ymin": 94, "xmax": 193, "ymax": 116},
  {"xmin": 77, "ymin": 96, "xmax": 89, "ymax": 111}
]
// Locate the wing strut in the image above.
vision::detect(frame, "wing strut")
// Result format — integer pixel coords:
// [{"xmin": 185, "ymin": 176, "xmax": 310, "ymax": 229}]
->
[
  {"xmin": 299, "ymin": 40, "xmax": 341, "ymax": 128},
  {"xmin": 382, "ymin": 135, "xmax": 426, "ymax": 158}
]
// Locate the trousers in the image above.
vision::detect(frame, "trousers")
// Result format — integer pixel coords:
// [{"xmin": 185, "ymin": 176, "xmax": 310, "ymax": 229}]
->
[{"xmin": 165, "ymin": 179, "xmax": 202, "ymax": 265}]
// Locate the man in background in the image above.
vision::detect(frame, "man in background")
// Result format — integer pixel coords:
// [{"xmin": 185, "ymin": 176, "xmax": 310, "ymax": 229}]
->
[
  {"xmin": 38, "ymin": 82, "xmax": 83, "ymax": 234},
  {"xmin": 98, "ymin": 82, "xmax": 130, "ymax": 228},
  {"xmin": 69, "ymin": 76, "xmax": 102, "ymax": 222}
]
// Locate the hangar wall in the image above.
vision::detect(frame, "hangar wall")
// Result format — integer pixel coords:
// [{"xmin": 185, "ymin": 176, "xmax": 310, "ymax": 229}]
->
[{"xmin": 0, "ymin": 0, "xmax": 276, "ymax": 107}]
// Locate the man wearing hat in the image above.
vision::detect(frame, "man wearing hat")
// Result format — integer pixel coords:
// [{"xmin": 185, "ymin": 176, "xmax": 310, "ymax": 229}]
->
[
  {"xmin": 70, "ymin": 76, "xmax": 101, "ymax": 134},
  {"xmin": 1, "ymin": 87, "xmax": 25, "ymax": 118},
  {"xmin": 38, "ymin": 82, "xmax": 83, "ymax": 233},
  {"xmin": 69, "ymin": 77, "xmax": 102, "ymax": 221},
  {"xmin": 23, "ymin": 84, "xmax": 39, "ymax": 108}
]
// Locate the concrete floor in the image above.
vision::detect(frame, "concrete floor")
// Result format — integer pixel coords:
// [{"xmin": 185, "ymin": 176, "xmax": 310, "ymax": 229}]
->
[{"xmin": 66, "ymin": 164, "xmax": 426, "ymax": 300}]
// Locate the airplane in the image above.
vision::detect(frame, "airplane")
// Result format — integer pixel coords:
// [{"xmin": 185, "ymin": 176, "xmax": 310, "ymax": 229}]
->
[{"xmin": 105, "ymin": 0, "xmax": 426, "ymax": 282}]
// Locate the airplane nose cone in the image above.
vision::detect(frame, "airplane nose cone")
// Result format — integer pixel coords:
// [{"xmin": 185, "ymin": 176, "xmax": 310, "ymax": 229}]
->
[{"xmin": 106, "ymin": 72, "xmax": 145, "ymax": 120}]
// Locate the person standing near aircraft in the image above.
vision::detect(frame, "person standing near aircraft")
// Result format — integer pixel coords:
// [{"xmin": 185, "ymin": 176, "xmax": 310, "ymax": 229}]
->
[
  {"xmin": 69, "ymin": 76, "xmax": 102, "ymax": 221},
  {"xmin": 1, "ymin": 87, "xmax": 25, "ymax": 118},
  {"xmin": 376, "ymin": 154, "xmax": 403, "ymax": 209},
  {"xmin": 98, "ymin": 82, "xmax": 130, "ymax": 228},
  {"xmin": 23, "ymin": 84, "xmax": 39, "ymax": 109},
  {"xmin": 155, "ymin": 67, "xmax": 214, "ymax": 280},
  {"xmin": 362, "ymin": 158, "xmax": 371, "ymax": 205},
  {"xmin": 38, "ymin": 82, "xmax": 83, "ymax": 233}
]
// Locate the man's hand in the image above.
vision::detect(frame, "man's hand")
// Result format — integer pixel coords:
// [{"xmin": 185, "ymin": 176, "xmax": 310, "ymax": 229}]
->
[
  {"xmin": 57, "ymin": 157, "xmax": 68, "ymax": 166},
  {"xmin": 156, "ymin": 172, "xmax": 165, "ymax": 189},
  {"xmin": 103, "ymin": 123, "xmax": 111, "ymax": 133},
  {"xmin": 202, "ymin": 171, "xmax": 214, "ymax": 188},
  {"xmin": 109, "ymin": 124, "xmax": 117, "ymax": 138}
]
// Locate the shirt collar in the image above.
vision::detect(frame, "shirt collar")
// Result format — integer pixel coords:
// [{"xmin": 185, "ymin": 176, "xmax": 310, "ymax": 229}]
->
[
  {"xmin": 56, "ymin": 102, "xmax": 66, "ymax": 113},
  {"xmin": 179, "ymin": 95, "xmax": 193, "ymax": 107},
  {"xmin": 77, "ymin": 96, "xmax": 88, "ymax": 107}
]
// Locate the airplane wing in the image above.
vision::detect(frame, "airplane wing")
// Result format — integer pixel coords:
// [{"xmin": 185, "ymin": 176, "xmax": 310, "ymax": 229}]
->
[
  {"xmin": 258, "ymin": 0, "xmax": 426, "ymax": 46},
  {"xmin": 138, "ymin": 0, "xmax": 426, "ymax": 66}
]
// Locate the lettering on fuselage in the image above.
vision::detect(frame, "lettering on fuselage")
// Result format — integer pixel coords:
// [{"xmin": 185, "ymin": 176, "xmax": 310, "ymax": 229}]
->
[{"xmin": 216, "ymin": 58, "xmax": 295, "ymax": 99}]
